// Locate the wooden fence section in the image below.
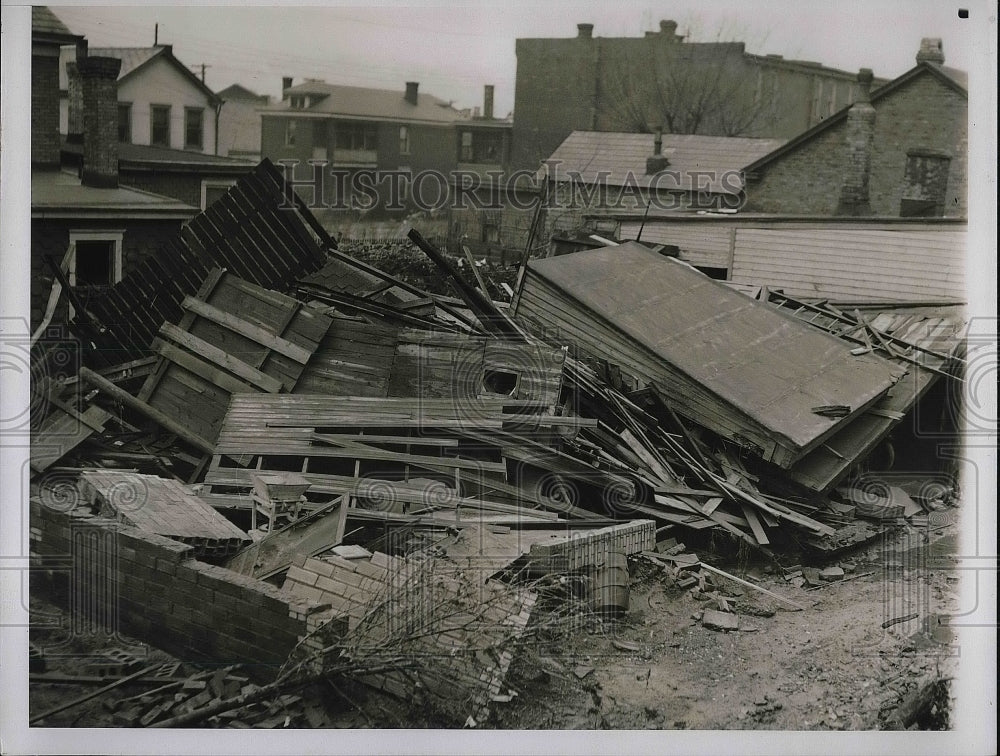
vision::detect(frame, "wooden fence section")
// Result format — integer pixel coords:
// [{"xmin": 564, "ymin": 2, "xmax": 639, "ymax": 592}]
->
[
  {"xmin": 76, "ymin": 159, "xmax": 330, "ymax": 362},
  {"xmin": 136, "ymin": 269, "xmax": 334, "ymax": 446}
]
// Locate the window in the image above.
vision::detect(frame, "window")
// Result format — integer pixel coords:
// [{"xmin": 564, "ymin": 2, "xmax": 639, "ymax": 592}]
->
[
  {"xmin": 150, "ymin": 104, "xmax": 171, "ymax": 147},
  {"xmin": 399, "ymin": 125, "xmax": 411, "ymax": 156},
  {"xmin": 285, "ymin": 119, "xmax": 297, "ymax": 147},
  {"xmin": 312, "ymin": 120, "xmax": 328, "ymax": 160},
  {"xmin": 335, "ymin": 123, "xmax": 377, "ymax": 151},
  {"xmin": 459, "ymin": 130, "xmax": 504, "ymax": 163},
  {"xmin": 68, "ymin": 231, "xmax": 123, "ymax": 317},
  {"xmin": 184, "ymin": 107, "xmax": 204, "ymax": 150},
  {"xmin": 200, "ymin": 180, "xmax": 237, "ymax": 210},
  {"xmin": 117, "ymin": 103, "xmax": 132, "ymax": 143}
]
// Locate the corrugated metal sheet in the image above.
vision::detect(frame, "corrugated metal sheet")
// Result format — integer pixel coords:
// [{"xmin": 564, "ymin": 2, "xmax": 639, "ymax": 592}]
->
[
  {"xmin": 620, "ymin": 220, "xmax": 733, "ymax": 269},
  {"xmin": 517, "ymin": 242, "xmax": 904, "ymax": 466},
  {"xmin": 730, "ymin": 228, "xmax": 966, "ymax": 302}
]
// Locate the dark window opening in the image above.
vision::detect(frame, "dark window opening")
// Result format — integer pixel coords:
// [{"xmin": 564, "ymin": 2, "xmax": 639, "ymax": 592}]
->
[
  {"xmin": 74, "ymin": 240, "xmax": 115, "ymax": 287},
  {"xmin": 203, "ymin": 183, "xmax": 233, "ymax": 210},
  {"xmin": 150, "ymin": 105, "xmax": 171, "ymax": 147},
  {"xmin": 184, "ymin": 107, "xmax": 204, "ymax": 150},
  {"xmin": 695, "ymin": 266, "xmax": 729, "ymax": 281},
  {"xmin": 459, "ymin": 130, "xmax": 504, "ymax": 164},
  {"xmin": 482, "ymin": 369, "xmax": 519, "ymax": 396},
  {"xmin": 117, "ymin": 103, "xmax": 132, "ymax": 143}
]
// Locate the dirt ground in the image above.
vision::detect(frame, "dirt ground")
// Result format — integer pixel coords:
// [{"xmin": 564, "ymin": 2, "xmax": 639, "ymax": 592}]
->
[
  {"xmin": 491, "ymin": 516, "xmax": 959, "ymax": 731},
  {"xmin": 29, "ymin": 512, "xmax": 959, "ymax": 731}
]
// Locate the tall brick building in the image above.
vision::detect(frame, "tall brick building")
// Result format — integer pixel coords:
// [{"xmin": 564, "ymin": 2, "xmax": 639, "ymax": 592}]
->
[
  {"xmin": 743, "ymin": 39, "xmax": 968, "ymax": 218},
  {"xmin": 512, "ymin": 20, "xmax": 880, "ymax": 170}
]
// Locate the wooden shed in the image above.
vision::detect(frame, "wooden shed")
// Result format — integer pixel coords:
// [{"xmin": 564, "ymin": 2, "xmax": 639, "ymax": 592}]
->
[{"xmin": 513, "ymin": 241, "xmax": 905, "ymax": 468}]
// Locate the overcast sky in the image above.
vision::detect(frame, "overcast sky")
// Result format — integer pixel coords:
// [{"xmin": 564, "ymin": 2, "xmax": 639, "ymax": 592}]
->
[{"xmin": 48, "ymin": 1, "xmax": 977, "ymax": 116}]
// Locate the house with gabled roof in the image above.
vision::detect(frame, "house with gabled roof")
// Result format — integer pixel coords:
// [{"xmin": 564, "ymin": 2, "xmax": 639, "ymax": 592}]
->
[
  {"xmin": 742, "ymin": 39, "xmax": 967, "ymax": 218},
  {"xmin": 60, "ymin": 43, "xmax": 223, "ymax": 154}
]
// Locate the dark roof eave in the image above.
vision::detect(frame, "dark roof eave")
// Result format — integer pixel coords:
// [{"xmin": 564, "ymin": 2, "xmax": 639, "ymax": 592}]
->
[{"xmin": 119, "ymin": 160, "xmax": 254, "ymax": 174}]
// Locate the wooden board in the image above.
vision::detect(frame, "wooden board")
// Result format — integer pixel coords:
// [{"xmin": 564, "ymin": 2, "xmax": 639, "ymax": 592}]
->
[
  {"xmin": 31, "ymin": 404, "xmax": 112, "ymax": 474},
  {"xmin": 136, "ymin": 270, "xmax": 333, "ymax": 445}
]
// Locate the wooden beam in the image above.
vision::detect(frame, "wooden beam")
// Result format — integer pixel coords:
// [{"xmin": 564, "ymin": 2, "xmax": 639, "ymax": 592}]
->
[
  {"xmin": 79, "ymin": 367, "xmax": 215, "ymax": 455},
  {"xmin": 181, "ymin": 296, "xmax": 313, "ymax": 364},
  {"xmin": 158, "ymin": 323, "xmax": 283, "ymax": 393}
]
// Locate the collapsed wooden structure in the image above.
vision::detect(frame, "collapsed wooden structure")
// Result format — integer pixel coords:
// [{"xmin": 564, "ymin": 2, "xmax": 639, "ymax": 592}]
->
[{"xmin": 28, "ymin": 160, "xmax": 966, "ymax": 724}]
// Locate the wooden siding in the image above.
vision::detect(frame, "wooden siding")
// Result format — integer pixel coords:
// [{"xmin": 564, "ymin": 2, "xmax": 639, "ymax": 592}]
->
[
  {"xmin": 730, "ymin": 227, "xmax": 966, "ymax": 302},
  {"xmin": 620, "ymin": 220, "xmax": 734, "ymax": 270}
]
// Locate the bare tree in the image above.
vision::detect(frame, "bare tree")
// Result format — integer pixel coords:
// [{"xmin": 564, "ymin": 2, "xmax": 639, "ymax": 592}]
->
[{"xmin": 598, "ymin": 20, "xmax": 779, "ymax": 137}]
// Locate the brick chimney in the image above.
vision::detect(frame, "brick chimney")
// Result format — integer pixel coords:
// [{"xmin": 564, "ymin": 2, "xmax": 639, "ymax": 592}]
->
[
  {"xmin": 915, "ymin": 37, "xmax": 945, "ymax": 64},
  {"xmin": 835, "ymin": 68, "xmax": 875, "ymax": 216},
  {"xmin": 78, "ymin": 55, "xmax": 121, "ymax": 189},
  {"xmin": 66, "ymin": 61, "xmax": 84, "ymax": 145},
  {"xmin": 405, "ymin": 81, "xmax": 419, "ymax": 105},
  {"xmin": 660, "ymin": 20, "xmax": 683, "ymax": 42},
  {"xmin": 577, "ymin": 23, "xmax": 594, "ymax": 39},
  {"xmin": 483, "ymin": 84, "xmax": 494, "ymax": 120},
  {"xmin": 646, "ymin": 128, "xmax": 670, "ymax": 174},
  {"xmin": 282, "ymin": 76, "xmax": 293, "ymax": 92}
]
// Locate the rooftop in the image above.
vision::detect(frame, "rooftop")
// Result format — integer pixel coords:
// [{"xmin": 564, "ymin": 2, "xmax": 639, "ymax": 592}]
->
[
  {"xmin": 32, "ymin": 169, "xmax": 197, "ymax": 218},
  {"xmin": 263, "ymin": 81, "xmax": 469, "ymax": 125},
  {"xmin": 542, "ymin": 131, "xmax": 786, "ymax": 194}
]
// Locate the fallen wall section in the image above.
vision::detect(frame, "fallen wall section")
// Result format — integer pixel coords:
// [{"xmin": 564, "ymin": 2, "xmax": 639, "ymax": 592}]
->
[{"xmin": 30, "ymin": 499, "xmax": 323, "ymax": 679}]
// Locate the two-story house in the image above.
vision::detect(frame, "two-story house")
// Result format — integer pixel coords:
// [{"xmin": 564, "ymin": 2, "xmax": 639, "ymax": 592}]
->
[
  {"xmin": 260, "ymin": 78, "xmax": 471, "ymax": 216},
  {"xmin": 60, "ymin": 43, "xmax": 223, "ymax": 155}
]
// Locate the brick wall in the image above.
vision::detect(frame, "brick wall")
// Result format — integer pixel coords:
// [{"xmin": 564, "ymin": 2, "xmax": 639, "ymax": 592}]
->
[
  {"xmin": 747, "ymin": 70, "xmax": 967, "ymax": 217},
  {"xmin": 32, "ymin": 53, "xmax": 62, "ymax": 168},
  {"xmin": 31, "ymin": 499, "xmax": 320, "ymax": 679},
  {"xmin": 510, "ymin": 30, "xmax": 861, "ymax": 171}
]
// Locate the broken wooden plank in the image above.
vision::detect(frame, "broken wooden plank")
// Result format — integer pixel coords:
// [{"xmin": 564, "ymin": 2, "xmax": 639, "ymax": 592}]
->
[{"xmin": 78, "ymin": 367, "xmax": 215, "ymax": 455}]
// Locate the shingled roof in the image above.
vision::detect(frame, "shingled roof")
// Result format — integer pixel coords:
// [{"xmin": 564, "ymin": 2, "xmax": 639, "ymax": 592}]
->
[
  {"xmin": 542, "ymin": 131, "xmax": 785, "ymax": 194},
  {"xmin": 263, "ymin": 81, "xmax": 468, "ymax": 125}
]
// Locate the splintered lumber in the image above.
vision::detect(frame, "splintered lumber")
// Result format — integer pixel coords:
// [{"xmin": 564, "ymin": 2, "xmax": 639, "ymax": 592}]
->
[
  {"xmin": 31, "ymin": 403, "xmax": 112, "ymax": 474},
  {"xmin": 408, "ymin": 228, "xmax": 525, "ymax": 340},
  {"xmin": 79, "ymin": 367, "xmax": 215, "ymax": 455},
  {"xmin": 30, "ymin": 664, "xmax": 166, "ymax": 725}
]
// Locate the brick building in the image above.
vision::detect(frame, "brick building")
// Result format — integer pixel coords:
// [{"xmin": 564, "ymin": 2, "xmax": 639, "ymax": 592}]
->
[
  {"xmin": 743, "ymin": 39, "xmax": 968, "ymax": 217},
  {"xmin": 511, "ymin": 20, "xmax": 883, "ymax": 170},
  {"xmin": 261, "ymin": 78, "xmax": 468, "ymax": 212}
]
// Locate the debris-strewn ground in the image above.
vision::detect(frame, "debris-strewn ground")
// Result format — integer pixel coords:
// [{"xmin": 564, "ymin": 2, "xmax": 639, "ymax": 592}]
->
[{"xmin": 30, "ymin": 512, "xmax": 958, "ymax": 731}]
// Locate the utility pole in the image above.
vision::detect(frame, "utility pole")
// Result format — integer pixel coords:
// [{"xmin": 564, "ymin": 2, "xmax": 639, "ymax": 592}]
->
[
  {"xmin": 190, "ymin": 63, "xmax": 212, "ymax": 84},
  {"xmin": 154, "ymin": 23, "xmax": 158, "ymax": 45}
]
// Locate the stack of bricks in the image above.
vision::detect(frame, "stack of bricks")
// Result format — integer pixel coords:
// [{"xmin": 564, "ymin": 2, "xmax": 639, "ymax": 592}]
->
[{"xmin": 30, "ymin": 498, "xmax": 323, "ymax": 680}]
